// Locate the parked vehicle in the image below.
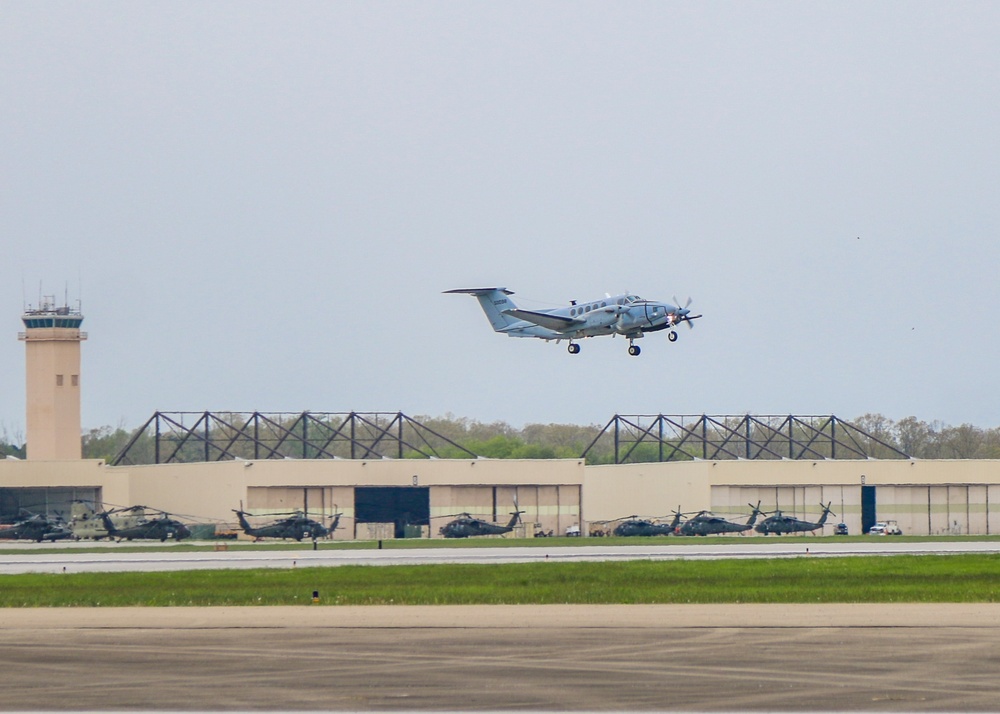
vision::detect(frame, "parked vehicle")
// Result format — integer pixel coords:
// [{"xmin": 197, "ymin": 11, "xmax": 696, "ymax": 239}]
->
[{"xmin": 868, "ymin": 520, "xmax": 903, "ymax": 535}]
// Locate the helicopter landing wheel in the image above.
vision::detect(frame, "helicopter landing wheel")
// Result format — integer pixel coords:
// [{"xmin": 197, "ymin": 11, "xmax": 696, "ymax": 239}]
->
[
  {"xmin": 568, "ymin": 342, "xmax": 581, "ymax": 355},
  {"xmin": 628, "ymin": 344, "xmax": 641, "ymax": 356},
  {"xmin": 668, "ymin": 331, "xmax": 678, "ymax": 342}
]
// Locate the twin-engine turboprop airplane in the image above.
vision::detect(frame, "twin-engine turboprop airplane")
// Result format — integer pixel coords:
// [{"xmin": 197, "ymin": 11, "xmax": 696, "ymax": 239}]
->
[{"xmin": 445, "ymin": 287, "xmax": 700, "ymax": 355}]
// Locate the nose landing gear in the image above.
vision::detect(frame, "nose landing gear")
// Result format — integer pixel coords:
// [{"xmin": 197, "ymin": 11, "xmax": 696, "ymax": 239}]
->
[
  {"xmin": 628, "ymin": 342, "xmax": 641, "ymax": 356},
  {"xmin": 567, "ymin": 342, "xmax": 581, "ymax": 354}
]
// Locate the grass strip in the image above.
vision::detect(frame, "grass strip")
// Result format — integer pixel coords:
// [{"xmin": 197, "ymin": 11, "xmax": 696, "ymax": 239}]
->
[{"xmin": 2, "ymin": 554, "xmax": 1000, "ymax": 606}]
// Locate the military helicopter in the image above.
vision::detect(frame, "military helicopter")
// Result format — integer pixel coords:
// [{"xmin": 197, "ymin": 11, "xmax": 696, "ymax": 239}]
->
[
  {"xmin": 611, "ymin": 513, "xmax": 681, "ymax": 537},
  {"xmin": 438, "ymin": 505, "xmax": 525, "ymax": 538},
  {"xmin": 233, "ymin": 506, "xmax": 340, "ymax": 541},
  {"xmin": 0, "ymin": 510, "xmax": 76, "ymax": 542},
  {"xmin": 755, "ymin": 502, "xmax": 835, "ymax": 535},
  {"xmin": 676, "ymin": 502, "xmax": 763, "ymax": 536},
  {"xmin": 98, "ymin": 506, "xmax": 192, "ymax": 542}
]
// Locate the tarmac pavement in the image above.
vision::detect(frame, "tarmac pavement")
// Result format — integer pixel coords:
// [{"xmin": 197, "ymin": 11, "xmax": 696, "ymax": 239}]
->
[{"xmin": 2, "ymin": 604, "xmax": 1000, "ymax": 711}]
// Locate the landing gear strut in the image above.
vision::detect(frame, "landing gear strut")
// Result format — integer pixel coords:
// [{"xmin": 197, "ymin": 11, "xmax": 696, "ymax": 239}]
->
[{"xmin": 567, "ymin": 342, "xmax": 581, "ymax": 355}]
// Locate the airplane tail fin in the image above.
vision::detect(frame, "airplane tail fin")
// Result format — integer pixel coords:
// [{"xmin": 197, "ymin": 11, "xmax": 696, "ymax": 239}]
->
[{"xmin": 444, "ymin": 288, "xmax": 520, "ymax": 332}]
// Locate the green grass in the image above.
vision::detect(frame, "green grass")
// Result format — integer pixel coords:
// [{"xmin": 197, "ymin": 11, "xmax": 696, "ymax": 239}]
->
[{"xmin": 3, "ymin": 555, "xmax": 1000, "ymax": 606}]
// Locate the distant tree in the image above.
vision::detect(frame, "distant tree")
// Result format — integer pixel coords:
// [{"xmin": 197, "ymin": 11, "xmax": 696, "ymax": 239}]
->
[
  {"xmin": 81, "ymin": 424, "xmax": 134, "ymax": 462},
  {"xmin": 895, "ymin": 416, "xmax": 933, "ymax": 456},
  {"xmin": 937, "ymin": 423, "xmax": 985, "ymax": 459},
  {"xmin": 0, "ymin": 423, "xmax": 26, "ymax": 459}
]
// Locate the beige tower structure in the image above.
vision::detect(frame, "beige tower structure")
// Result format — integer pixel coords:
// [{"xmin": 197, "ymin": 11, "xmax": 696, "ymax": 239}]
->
[{"xmin": 18, "ymin": 298, "xmax": 87, "ymax": 460}]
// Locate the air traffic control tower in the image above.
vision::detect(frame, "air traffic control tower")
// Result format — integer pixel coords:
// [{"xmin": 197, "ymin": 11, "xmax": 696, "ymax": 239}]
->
[{"xmin": 18, "ymin": 298, "xmax": 87, "ymax": 460}]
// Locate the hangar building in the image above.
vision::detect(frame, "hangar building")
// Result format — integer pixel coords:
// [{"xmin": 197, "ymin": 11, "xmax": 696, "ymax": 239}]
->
[{"xmin": 4, "ymin": 300, "xmax": 1000, "ymax": 537}]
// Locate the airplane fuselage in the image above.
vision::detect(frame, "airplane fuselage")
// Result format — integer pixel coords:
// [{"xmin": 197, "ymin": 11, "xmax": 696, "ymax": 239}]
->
[{"xmin": 499, "ymin": 294, "xmax": 673, "ymax": 340}]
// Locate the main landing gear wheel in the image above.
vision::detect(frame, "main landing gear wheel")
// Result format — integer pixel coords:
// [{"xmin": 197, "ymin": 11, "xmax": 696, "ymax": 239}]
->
[
  {"xmin": 628, "ymin": 344, "xmax": 641, "ymax": 356},
  {"xmin": 668, "ymin": 331, "xmax": 678, "ymax": 342},
  {"xmin": 567, "ymin": 343, "xmax": 581, "ymax": 355}
]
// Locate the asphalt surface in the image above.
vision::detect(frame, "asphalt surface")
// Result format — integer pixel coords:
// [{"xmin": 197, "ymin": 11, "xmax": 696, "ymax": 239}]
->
[
  {"xmin": 2, "ymin": 605, "xmax": 1000, "ymax": 711},
  {"xmin": 4, "ymin": 544, "xmax": 1000, "ymax": 711},
  {"xmin": 2, "ymin": 539, "xmax": 1000, "ymax": 574}
]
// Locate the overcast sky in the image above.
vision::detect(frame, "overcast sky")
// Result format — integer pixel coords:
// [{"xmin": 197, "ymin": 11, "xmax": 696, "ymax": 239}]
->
[{"xmin": 2, "ymin": 2, "xmax": 999, "ymax": 440}]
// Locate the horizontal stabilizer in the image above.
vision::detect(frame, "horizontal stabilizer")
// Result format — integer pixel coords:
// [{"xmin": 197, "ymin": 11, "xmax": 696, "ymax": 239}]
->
[
  {"xmin": 503, "ymin": 308, "xmax": 578, "ymax": 332},
  {"xmin": 444, "ymin": 287, "xmax": 513, "ymax": 296}
]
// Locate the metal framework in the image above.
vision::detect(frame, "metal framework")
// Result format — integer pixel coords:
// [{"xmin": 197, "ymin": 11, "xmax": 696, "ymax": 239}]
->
[
  {"xmin": 580, "ymin": 414, "xmax": 911, "ymax": 464},
  {"xmin": 111, "ymin": 411, "xmax": 478, "ymax": 465},
  {"xmin": 112, "ymin": 411, "xmax": 911, "ymax": 466}
]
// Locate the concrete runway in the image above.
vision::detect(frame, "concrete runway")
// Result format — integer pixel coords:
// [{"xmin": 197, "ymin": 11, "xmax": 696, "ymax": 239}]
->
[
  {"xmin": 3, "ymin": 539, "xmax": 1000, "ymax": 574},
  {"xmin": 3, "ymin": 605, "xmax": 1000, "ymax": 711}
]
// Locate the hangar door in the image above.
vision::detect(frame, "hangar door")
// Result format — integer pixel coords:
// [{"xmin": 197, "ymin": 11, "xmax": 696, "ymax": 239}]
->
[
  {"xmin": 354, "ymin": 487, "xmax": 430, "ymax": 538},
  {"xmin": 0, "ymin": 487, "xmax": 100, "ymax": 522}
]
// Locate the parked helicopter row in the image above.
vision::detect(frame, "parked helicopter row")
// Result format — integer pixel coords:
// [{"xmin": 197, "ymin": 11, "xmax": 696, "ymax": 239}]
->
[
  {"xmin": 434, "ymin": 502, "xmax": 837, "ymax": 538},
  {"xmin": 0, "ymin": 504, "xmax": 196, "ymax": 543},
  {"xmin": 0, "ymin": 503, "xmax": 342, "ymax": 543},
  {"xmin": 0, "ymin": 501, "xmax": 841, "ymax": 542},
  {"xmin": 592, "ymin": 503, "xmax": 837, "ymax": 537}
]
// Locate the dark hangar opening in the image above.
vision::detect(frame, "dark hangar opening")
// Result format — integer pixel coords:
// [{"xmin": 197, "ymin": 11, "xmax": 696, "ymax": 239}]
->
[
  {"xmin": 861, "ymin": 485, "xmax": 877, "ymax": 534},
  {"xmin": 354, "ymin": 487, "xmax": 430, "ymax": 538},
  {"xmin": 0, "ymin": 487, "xmax": 101, "ymax": 522}
]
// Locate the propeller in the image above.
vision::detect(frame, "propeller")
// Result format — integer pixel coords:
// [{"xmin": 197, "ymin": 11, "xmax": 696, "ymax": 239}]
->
[{"xmin": 671, "ymin": 296, "xmax": 700, "ymax": 329}]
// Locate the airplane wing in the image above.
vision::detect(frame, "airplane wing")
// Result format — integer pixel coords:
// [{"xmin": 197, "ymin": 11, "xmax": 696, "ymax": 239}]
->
[{"xmin": 502, "ymin": 308, "xmax": 580, "ymax": 332}]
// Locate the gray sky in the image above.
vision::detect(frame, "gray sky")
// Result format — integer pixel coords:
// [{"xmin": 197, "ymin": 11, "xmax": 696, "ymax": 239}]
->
[{"xmin": 3, "ymin": 1, "xmax": 999, "ymax": 440}]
